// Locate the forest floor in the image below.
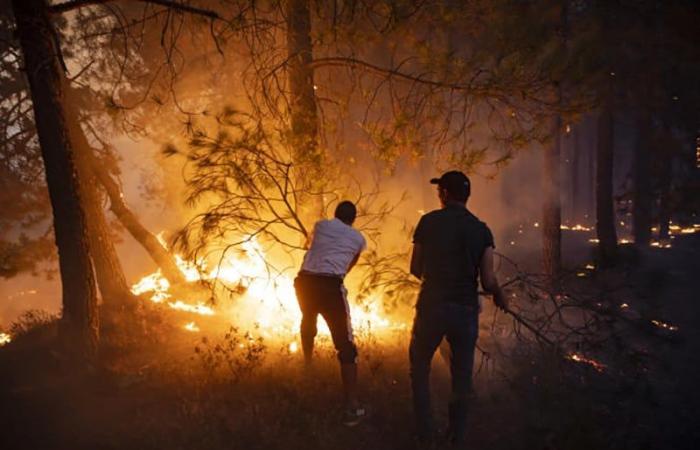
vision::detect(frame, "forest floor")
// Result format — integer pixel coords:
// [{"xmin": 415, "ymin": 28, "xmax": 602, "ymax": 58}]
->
[{"xmin": 1, "ymin": 235, "xmax": 699, "ymax": 450}]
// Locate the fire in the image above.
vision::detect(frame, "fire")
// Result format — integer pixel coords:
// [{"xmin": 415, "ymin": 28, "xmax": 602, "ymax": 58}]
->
[
  {"xmin": 168, "ymin": 300, "xmax": 215, "ymax": 316},
  {"xmin": 0, "ymin": 332, "xmax": 11, "ymax": 346},
  {"xmin": 560, "ymin": 224, "xmax": 593, "ymax": 232},
  {"xmin": 184, "ymin": 322, "xmax": 200, "ymax": 332},
  {"xmin": 651, "ymin": 319, "xmax": 678, "ymax": 332},
  {"xmin": 130, "ymin": 235, "xmax": 400, "ymax": 341},
  {"xmin": 567, "ymin": 352, "xmax": 606, "ymax": 372},
  {"xmin": 288, "ymin": 342, "xmax": 298, "ymax": 353}
]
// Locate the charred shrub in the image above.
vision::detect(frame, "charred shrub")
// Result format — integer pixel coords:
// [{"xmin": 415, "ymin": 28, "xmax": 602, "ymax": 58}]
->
[{"xmin": 194, "ymin": 326, "xmax": 267, "ymax": 382}]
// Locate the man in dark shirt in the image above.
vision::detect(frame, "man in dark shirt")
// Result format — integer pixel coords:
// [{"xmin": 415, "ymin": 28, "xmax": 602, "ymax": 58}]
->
[{"xmin": 409, "ymin": 170, "xmax": 507, "ymax": 445}]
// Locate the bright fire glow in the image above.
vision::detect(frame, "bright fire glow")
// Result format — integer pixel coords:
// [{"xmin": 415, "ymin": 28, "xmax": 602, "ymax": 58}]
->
[
  {"xmin": 184, "ymin": 322, "xmax": 200, "ymax": 332},
  {"xmin": 0, "ymin": 332, "xmax": 11, "ymax": 346},
  {"xmin": 651, "ymin": 319, "xmax": 678, "ymax": 332},
  {"xmin": 567, "ymin": 352, "xmax": 606, "ymax": 372},
  {"xmin": 560, "ymin": 224, "xmax": 593, "ymax": 232},
  {"xmin": 130, "ymin": 235, "xmax": 400, "ymax": 342}
]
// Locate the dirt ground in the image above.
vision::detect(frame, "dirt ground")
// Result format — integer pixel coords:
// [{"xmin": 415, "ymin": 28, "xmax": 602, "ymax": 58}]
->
[{"xmin": 1, "ymin": 235, "xmax": 699, "ymax": 450}]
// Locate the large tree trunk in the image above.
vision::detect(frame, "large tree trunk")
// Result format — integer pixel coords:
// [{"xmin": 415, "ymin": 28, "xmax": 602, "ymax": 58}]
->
[
  {"xmin": 66, "ymin": 96, "xmax": 133, "ymax": 305},
  {"xmin": 286, "ymin": 0, "xmax": 320, "ymax": 166},
  {"xmin": 286, "ymin": 0, "xmax": 323, "ymax": 221},
  {"xmin": 595, "ymin": 96, "xmax": 618, "ymax": 267},
  {"xmin": 542, "ymin": 115, "xmax": 562, "ymax": 278},
  {"xmin": 571, "ymin": 125, "xmax": 581, "ymax": 223},
  {"xmin": 12, "ymin": 0, "xmax": 98, "ymax": 357},
  {"xmin": 89, "ymin": 158, "xmax": 187, "ymax": 286},
  {"xmin": 632, "ymin": 110, "xmax": 653, "ymax": 246}
]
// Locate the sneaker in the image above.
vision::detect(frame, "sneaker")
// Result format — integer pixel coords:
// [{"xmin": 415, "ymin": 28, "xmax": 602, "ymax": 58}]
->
[{"xmin": 342, "ymin": 406, "xmax": 368, "ymax": 427}]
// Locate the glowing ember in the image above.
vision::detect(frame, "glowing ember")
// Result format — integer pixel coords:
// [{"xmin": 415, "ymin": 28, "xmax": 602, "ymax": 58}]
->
[
  {"xmin": 651, "ymin": 319, "xmax": 678, "ymax": 331},
  {"xmin": 184, "ymin": 322, "xmax": 200, "ymax": 332},
  {"xmin": 618, "ymin": 238, "xmax": 632, "ymax": 244},
  {"xmin": 561, "ymin": 224, "xmax": 593, "ymax": 231},
  {"xmin": 288, "ymin": 342, "xmax": 298, "ymax": 353},
  {"xmin": 620, "ymin": 303, "xmax": 629, "ymax": 309},
  {"xmin": 585, "ymin": 264, "xmax": 595, "ymax": 270},
  {"xmin": 588, "ymin": 238, "xmax": 600, "ymax": 244},
  {"xmin": 0, "ymin": 332, "xmax": 11, "ymax": 346},
  {"xmin": 650, "ymin": 241, "xmax": 672, "ymax": 249},
  {"xmin": 576, "ymin": 272, "xmax": 587, "ymax": 277},
  {"xmin": 567, "ymin": 352, "xmax": 606, "ymax": 372}
]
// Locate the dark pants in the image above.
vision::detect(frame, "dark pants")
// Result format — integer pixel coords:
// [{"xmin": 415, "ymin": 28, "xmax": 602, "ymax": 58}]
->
[
  {"xmin": 409, "ymin": 301, "xmax": 479, "ymax": 438},
  {"xmin": 294, "ymin": 273, "xmax": 358, "ymax": 364}
]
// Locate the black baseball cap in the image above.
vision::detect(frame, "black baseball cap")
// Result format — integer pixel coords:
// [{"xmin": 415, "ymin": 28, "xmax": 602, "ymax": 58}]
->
[{"xmin": 430, "ymin": 170, "xmax": 471, "ymax": 199}]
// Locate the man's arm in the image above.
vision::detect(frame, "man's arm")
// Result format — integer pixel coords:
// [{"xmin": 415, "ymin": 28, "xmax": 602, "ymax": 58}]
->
[
  {"xmin": 479, "ymin": 247, "xmax": 508, "ymax": 310},
  {"xmin": 410, "ymin": 243, "xmax": 423, "ymax": 279}
]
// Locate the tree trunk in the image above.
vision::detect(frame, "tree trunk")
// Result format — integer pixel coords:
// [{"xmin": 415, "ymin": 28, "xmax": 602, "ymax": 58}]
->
[
  {"xmin": 633, "ymin": 110, "xmax": 653, "ymax": 246},
  {"xmin": 286, "ymin": 0, "xmax": 323, "ymax": 221},
  {"xmin": 67, "ymin": 95, "xmax": 133, "ymax": 305},
  {"xmin": 12, "ymin": 0, "xmax": 98, "ymax": 357},
  {"xmin": 542, "ymin": 115, "xmax": 562, "ymax": 278},
  {"xmin": 595, "ymin": 96, "xmax": 618, "ymax": 267},
  {"xmin": 571, "ymin": 125, "xmax": 581, "ymax": 223},
  {"xmin": 286, "ymin": 0, "xmax": 320, "ymax": 166},
  {"xmin": 89, "ymin": 158, "xmax": 187, "ymax": 286}
]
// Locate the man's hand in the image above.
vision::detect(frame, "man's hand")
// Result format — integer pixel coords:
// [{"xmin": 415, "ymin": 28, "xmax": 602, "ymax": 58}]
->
[
  {"xmin": 480, "ymin": 247, "xmax": 508, "ymax": 311},
  {"xmin": 492, "ymin": 288, "xmax": 509, "ymax": 311}
]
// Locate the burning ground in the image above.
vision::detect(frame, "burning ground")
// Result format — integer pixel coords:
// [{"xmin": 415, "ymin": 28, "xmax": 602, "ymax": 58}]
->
[{"xmin": 1, "ymin": 233, "xmax": 699, "ymax": 450}]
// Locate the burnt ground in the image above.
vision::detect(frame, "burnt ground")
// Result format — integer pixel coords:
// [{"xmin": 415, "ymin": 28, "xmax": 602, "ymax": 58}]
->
[{"xmin": 0, "ymin": 235, "xmax": 699, "ymax": 450}]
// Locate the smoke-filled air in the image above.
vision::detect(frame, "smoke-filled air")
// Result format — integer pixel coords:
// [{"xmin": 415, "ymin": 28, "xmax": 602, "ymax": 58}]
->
[{"xmin": 1, "ymin": 1, "xmax": 699, "ymax": 449}]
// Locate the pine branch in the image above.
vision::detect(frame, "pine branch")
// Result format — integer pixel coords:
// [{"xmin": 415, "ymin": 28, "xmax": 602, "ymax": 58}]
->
[{"xmin": 49, "ymin": 0, "xmax": 222, "ymax": 21}]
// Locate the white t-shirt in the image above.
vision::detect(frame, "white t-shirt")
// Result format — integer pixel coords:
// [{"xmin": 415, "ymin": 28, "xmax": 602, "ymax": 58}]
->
[{"xmin": 301, "ymin": 218, "xmax": 367, "ymax": 276}]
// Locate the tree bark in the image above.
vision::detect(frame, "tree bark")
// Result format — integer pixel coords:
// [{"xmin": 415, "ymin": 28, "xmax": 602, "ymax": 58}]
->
[
  {"xmin": 89, "ymin": 158, "xmax": 187, "ymax": 286},
  {"xmin": 542, "ymin": 115, "xmax": 562, "ymax": 278},
  {"xmin": 632, "ymin": 110, "xmax": 653, "ymax": 246},
  {"xmin": 595, "ymin": 95, "xmax": 618, "ymax": 267},
  {"xmin": 571, "ymin": 125, "xmax": 581, "ymax": 223},
  {"xmin": 286, "ymin": 0, "xmax": 324, "ymax": 221},
  {"xmin": 66, "ymin": 94, "xmax": 133, "ymax": 305},
  {"xmin": 11, "ymin": 0, "xmax": 98, "ymax": 357},
  {"xmin": 286, "ymin": 0, "xmax": 320, "ymax": 166}
]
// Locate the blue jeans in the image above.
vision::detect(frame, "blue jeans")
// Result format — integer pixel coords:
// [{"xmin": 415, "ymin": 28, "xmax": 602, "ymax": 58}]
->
[{"xmin": 409, "ymin": 301, "xmax": 479, "ymax": 438}]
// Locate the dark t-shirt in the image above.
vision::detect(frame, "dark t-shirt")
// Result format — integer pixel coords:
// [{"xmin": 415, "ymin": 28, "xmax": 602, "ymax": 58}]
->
[{"xmin": 413, "ymin": 203, "xmax": 494, "ymax": 306}]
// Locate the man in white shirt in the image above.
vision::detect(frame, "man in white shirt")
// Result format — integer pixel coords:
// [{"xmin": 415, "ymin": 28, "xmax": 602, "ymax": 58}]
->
[{"xmin": 295, "ymin": 200, "xmax": 367, "ymax": 426}]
